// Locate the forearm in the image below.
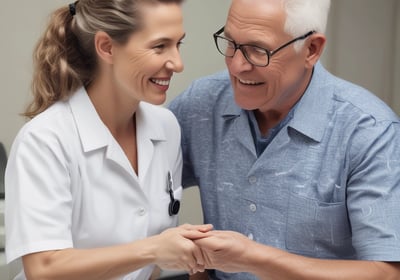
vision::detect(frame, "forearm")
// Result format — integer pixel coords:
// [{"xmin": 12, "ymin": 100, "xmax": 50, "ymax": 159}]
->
[
  {"xmin": 249, "ymin": 244, "xmax": 400, "ymax": 280},
  {"xmin": 23, "ymin": 224, "xmax": 212, "ymax": 280},
  {"xmin": 23, "ymin": 238, "xmax": 157, "ymax": 280}
]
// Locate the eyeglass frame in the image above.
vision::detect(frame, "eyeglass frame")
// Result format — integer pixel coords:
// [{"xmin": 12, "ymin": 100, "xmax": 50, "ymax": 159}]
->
[{"xmin": 213, "ymin": 26, "xmax": 316, "ymax": 67}]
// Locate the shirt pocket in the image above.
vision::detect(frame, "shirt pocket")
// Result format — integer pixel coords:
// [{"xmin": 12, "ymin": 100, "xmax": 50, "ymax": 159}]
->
[{"xmin": 286, "ymin": 191, "xmax": 354, "ymax": 258}]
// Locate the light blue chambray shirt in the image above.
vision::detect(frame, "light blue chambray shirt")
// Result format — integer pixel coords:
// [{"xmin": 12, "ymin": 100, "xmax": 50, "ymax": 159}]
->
[{"xmin": 169, "ymin": 62, "xmax": 400, "ymax": 280}]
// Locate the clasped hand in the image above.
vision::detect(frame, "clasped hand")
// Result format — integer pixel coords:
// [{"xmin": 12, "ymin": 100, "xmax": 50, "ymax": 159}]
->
[{"xmin": 156, "ymin": 225, "xmax": 251, "ymax": 275}]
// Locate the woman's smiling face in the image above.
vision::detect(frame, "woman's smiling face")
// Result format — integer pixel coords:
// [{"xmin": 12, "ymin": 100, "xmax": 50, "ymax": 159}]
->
[{"xmin": 110, "ymin": 2, "xmax": 185, "ymax": 105}]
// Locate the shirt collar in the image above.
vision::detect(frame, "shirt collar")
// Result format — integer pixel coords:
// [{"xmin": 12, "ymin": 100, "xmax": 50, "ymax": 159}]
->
[
  {"xmin": 221, "ymin": 62, "xmax": 332, "ymax": 143},
  {"xmin": 69, "ymin": 87, "xmax": 166, "ymax": 153},
  {"xmin": 289, "ymin": 62, "xmax": 332, "ymax": 142},
  {"xmin": 221, "ymin": 87, "xmax": 241, "ymax": 119}
]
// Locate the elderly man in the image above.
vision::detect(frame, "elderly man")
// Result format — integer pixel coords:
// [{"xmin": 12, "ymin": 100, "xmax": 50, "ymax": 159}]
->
[{"xmin": 169, "ymin": 0, "xmax": 400, "ymax": 279}]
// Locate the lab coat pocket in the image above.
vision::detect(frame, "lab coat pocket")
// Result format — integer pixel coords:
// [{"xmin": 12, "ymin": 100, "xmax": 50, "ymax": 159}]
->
[{"xmin": 286, "ymin": 191, "xmax": 353, "ymax": 258}]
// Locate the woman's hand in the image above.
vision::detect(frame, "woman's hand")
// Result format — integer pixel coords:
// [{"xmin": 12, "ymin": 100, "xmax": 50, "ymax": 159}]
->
[{"xmin": 150, "ymin": 224, "xmax": 213, "ymax": 274}]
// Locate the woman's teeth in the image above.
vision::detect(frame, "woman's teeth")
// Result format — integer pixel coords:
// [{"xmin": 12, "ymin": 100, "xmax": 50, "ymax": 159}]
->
[{"xmin": 151, "ymin": 79, "xmax": 170, "ymax": 86}]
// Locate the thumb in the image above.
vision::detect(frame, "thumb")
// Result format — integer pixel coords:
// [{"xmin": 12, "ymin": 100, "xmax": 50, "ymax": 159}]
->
[{"xmin": 193, "ymin": 236, "xmax": 220, "ymax": 251}]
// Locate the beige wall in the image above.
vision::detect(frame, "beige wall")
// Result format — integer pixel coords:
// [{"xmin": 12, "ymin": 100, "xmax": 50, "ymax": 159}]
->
[
  {"xmin": 323, "ymin": 0, "xmax": 399, "ymax": 113},
  {"xmin": 0, "ymin": 1, "xmax": 399, "ymax": 278}
]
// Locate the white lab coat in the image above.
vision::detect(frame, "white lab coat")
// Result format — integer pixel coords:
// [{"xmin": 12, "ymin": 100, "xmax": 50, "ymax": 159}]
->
[{"xmin": 5, "ymin": 87, "xmax": 183, "ymax": 280}]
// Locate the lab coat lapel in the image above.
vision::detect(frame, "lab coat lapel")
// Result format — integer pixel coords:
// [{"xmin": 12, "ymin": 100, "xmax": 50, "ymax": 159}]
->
[
  {"xmin": 136, "ymin": 102, "xmax": 166, "ymax": 185},
  {"xmin": 69, "ymin": 87, "xmax": 138, "ymax": 179},
  {"xmin": 69, "ymin": 87, "xmax": 109, "ymax": 152},
  {"xmin": 137, "ymin": 133, "xmax": 154, "ymax": 185},
  {"xmin": 106, "ymin": 139, "xmax": 138, "ymax": 179}
]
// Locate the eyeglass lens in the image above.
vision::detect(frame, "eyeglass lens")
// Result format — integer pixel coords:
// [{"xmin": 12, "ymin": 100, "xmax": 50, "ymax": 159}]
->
[{"xmin": 215, "ymin": 36, "xmax": 269, "ymax": 66}]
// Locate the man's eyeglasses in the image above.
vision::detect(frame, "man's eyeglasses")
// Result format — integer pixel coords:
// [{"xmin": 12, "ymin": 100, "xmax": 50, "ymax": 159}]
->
[{"xmin": 213, "ymin": 27, "xmax": 315, "ymax": 67}]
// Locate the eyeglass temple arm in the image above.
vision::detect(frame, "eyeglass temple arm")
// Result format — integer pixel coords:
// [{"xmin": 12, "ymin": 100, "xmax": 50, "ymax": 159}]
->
[
  {"xmin": 270, "ymin": 30, "xmax": 316, "ymax": 56},
  {"xmin": 214, "ymin": 26, "xmax": 225, "ymax": 36}
]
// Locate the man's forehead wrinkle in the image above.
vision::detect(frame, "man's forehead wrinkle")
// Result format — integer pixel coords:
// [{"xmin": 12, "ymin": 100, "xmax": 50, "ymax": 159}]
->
[
  {"xmin": 227, "ymin": 1, "xmax": 285, "ymax": 34},
  {"xmin": 226, "ymin": 12, "xmax": 281, "ymax": 37}
]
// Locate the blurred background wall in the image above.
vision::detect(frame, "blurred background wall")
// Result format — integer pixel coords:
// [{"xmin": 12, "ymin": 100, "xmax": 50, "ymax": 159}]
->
[{"xmin": 0, "ymin": 0, "xmax": 399, "ymax": 278}]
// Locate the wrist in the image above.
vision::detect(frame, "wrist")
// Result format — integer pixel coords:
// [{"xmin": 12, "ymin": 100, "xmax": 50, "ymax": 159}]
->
[
  {"xmin": 132, "ymin": 237, "xmax": 158, "ymax": 265},
  {"xmin": 244, "ymin": 241, "xmax": 274, "ymax": 277}
]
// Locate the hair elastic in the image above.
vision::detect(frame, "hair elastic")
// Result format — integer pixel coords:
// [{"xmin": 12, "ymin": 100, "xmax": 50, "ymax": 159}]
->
[{"xmin": 69, "ymin": 1, "xmax": 78, "ymax": 16}]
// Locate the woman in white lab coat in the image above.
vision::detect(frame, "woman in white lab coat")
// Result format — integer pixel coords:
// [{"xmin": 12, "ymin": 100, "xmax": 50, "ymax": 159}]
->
[{"xmin": 5, "ymin": 0, "xmax": 211, "ymax": 279}]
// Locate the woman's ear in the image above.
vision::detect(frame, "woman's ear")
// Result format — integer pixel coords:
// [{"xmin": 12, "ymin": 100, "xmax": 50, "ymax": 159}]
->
[
  {"xmin": 305, "ymin": 33, "xmax": 326, "ymax": 69},
  {"xmin": 94, "ymin": 31, "xmax": 114, "ymax": 65}
]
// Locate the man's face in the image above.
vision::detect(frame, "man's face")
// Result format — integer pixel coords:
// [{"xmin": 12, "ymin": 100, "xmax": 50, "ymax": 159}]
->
[{"xmin": 224, "ymin": 0, "xmax": 310, "ymax": 115}]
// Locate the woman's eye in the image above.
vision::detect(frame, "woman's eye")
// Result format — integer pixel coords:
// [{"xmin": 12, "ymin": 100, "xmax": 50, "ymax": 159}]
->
[
  {"xmin": 153, "ymin": 40, "xmax": 183, "ymax": 52},
  {"xmin": 154, "ymin": 44, "xmax": 165, "ymax": 50}
]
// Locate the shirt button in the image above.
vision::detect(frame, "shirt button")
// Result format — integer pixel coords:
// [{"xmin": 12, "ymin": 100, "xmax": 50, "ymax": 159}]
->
[
  {"xmin": 248, "ymin": 233, "xmax": 254, "ymax": 240},
  {"xmin": 249, "ymin": 203, "xmax": 257, "ymax": 212},
  {"xmin": 138, "ymin": 208, "xmax": 146, "ymax": 216},
  {"xmin": 248, "ymin": 176, "xmax": 257, "ymax": 184}
]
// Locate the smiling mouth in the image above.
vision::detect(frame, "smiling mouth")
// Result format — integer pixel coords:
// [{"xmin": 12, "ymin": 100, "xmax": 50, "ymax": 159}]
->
[
  {"xmin": 150, "ymin": 78, "xmax": 170, "ymax": 86},
  {"xmin": 238, "ymin": 78, "xmax": 263, "ymax": 86}
]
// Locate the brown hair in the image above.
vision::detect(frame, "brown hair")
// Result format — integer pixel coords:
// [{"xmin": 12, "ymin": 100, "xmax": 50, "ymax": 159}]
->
[{"xmin": 25, "ymin": 0, "xmax": 184, "ymax": 118}]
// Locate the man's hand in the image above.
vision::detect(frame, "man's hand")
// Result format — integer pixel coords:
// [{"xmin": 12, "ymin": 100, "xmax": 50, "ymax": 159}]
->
[{"xmin": 193, "ymin": 230, "xmax": 254, "ymax": 273}]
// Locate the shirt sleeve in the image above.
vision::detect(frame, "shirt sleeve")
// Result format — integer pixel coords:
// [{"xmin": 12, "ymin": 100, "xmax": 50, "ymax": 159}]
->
[
  {"xmin": 347, "ymin": 121, "xmax": 400, "ymax": 261},
  {"xmin": 168, "ymin": 84, "xmax": 198, "ymax": 188},
  {"xmin": 5, "ymin": 124, "xmax": 74, "ymax": 263}
]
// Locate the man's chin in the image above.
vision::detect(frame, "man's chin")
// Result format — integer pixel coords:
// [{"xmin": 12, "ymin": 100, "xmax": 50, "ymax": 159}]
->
[{"xmin": 234, "ymin": 95, "xmax": 259, "ymax": 111}]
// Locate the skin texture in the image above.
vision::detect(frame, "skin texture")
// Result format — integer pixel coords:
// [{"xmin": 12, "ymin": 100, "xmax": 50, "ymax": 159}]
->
[
  {"xmin": 189, "ymin": 0, "xmax": 400, "ymax": 279},
  {"xmin": 23, "ymin": 224, "xmax": 212, "ymax": 280},
  {"xmin": 21, "ymin": 3, "xmax": 213, "ymax": 280}
]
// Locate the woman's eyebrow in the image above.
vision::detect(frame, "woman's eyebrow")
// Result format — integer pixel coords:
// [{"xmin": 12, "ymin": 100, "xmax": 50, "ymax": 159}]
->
[{"xmin": 150, "ymin": 33, "xmax": 186, "ymax": 44}]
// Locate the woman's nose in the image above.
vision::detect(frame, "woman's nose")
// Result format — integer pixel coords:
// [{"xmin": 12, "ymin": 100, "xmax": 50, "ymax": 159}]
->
[{"xmin": 166, "ymin": 50, "xmax": 184, "ymax": 73}]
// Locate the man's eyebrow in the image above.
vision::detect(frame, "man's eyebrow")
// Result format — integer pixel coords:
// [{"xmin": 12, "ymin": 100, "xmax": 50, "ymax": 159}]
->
[{"xmin": 223, "ymin": 29, "xmax": 271, "ymax": 48}]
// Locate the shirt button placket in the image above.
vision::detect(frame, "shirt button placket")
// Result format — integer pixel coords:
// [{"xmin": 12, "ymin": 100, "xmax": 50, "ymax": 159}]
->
[{"xmin": 246, "ymin": 176, "xmax": 257, "ymax": 243}]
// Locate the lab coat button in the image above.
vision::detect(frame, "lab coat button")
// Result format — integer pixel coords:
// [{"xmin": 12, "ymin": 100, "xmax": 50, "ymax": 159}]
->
[{"xmin": 138, "ymin": 208, "xmax": 146, "ymax": 216}]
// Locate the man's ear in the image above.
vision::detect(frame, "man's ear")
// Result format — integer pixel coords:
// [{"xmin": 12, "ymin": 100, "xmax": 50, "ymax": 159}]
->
[
  {"xmin": 305, "ymin": 33, "xmax": 326, "ymax": 69},
  {"xmin": 94, "ymin": 31, "xmax": 114, "ymax": 65}
]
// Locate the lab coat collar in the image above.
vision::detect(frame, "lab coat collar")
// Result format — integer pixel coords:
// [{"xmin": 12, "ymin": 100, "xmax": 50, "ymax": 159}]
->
[
  {"xmin": 136, "ymin": 102, "xmax": 167, "ymax": 181},
  {"xmin": 136, "ymin": 102, "xmax": 167, "ymax": 143},
  {"xmin": 69, "ymin": 87, "xmax": 110, "ymax": 152},
  {"xmin": 68, "ymin": 88, "xmax": 167, "ymax": 153}
]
